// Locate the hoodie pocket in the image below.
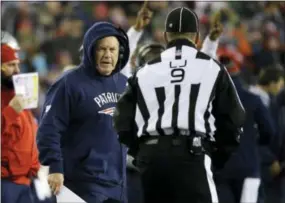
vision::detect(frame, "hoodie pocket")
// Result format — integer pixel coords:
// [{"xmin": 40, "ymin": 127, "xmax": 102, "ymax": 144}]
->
[
  {"xmin": 80, "ymin": 149, "xmax": 107, "ymax": 174},
  {"xmin": 78, "ymin": 149, "xmax": 122, "ymax": 186}
]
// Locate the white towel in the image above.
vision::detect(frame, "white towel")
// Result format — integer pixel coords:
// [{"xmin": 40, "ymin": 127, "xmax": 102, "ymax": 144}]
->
[{"xmin": 34, "ymin": 166, "xmax": 52, "ymax": 201}]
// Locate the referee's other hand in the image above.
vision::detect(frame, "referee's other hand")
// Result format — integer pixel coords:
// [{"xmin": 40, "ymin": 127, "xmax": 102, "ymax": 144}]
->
[
  {"xmin": 134, "ymin": 0, "xmax": 153, "ymax": 31},
  {"xmin": 209, "ymin": 11, "xmax": 223, "ymax": 41}
]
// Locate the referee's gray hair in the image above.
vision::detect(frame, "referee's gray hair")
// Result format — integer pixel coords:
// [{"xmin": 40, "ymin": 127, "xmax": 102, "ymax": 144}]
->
[{"xmin": 166, "ymin": 32, "xmax": 197, "ymax": 43}]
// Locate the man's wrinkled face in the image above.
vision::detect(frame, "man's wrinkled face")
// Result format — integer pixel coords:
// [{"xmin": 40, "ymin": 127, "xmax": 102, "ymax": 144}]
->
[{"xmin": 95, "ymin": 36, "xmax": 119, "ymax": 76}]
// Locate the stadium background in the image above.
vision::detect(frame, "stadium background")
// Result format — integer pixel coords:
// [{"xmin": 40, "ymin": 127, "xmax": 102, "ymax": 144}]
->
[{"xmin": 1, "ymin": 1, "xmax": 285, "ymax": 122}]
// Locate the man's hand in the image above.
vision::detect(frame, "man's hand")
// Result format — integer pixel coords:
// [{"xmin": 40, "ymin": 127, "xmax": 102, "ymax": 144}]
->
[
  {"xmin": 134, "ymin": 0, "xmax": 153, "ymax": 31},
  {"xmin": 270, "ymin": 160, "xmax": 281, "ymax": 177},
  {"xmin": 209, "ymin": 12, "xmax": 223, "ymax": 41},
  {"xmin": 9, "ymin": 95, "xmax": 25, "ymax": 113},
  {"xmin": 48, "ymin": 173, "xmax": 64, "ymax": 195}
]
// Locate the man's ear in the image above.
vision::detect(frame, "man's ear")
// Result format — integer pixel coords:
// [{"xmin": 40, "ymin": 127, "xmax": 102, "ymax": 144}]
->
[
  {"xmin": 195, "ymin": 33, "xmax": 200, "ymax": 45},
  {"xmin": 1, "ymin": 64, "xmax": 7, "ymax": 72},
  {"xmin": 164, "ymin": 32, "xmax": 168, "ymax": 44}
]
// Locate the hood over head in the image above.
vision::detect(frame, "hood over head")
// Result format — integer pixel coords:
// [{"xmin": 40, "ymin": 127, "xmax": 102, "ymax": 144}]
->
[{"xmin": 82, "ymin": 22, "xmax": 130, "ymax": 75}]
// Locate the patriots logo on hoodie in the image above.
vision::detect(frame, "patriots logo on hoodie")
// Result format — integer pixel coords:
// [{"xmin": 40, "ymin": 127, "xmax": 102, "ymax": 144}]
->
[{"xmin": 98, "ymin": 107, "xmax": 115, "ymax": 116}]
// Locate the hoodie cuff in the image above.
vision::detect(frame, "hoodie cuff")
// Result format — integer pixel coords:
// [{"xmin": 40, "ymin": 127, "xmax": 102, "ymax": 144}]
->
[{"xmin": 49, "ymin": 161, "xmax": 63, "ymax": 174}]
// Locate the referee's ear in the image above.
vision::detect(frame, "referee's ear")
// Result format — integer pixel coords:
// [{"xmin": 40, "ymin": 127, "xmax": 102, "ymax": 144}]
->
[
  {"xmin": 164, "ymin": 32, "xmax": 168, "ymax": 44},
  {"xmin": 195, "ymin": 32, "xmax": 200, "ymax": 45}
]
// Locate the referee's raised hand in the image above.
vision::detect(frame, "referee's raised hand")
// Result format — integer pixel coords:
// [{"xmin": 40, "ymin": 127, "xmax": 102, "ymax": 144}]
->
[
  {"xmin": 209, "ymin": 11, "xmax": 223, "ymax": 41},
  {"xmin": 134, "ymin": 0, "xmax": 153, "ymax": 31}
]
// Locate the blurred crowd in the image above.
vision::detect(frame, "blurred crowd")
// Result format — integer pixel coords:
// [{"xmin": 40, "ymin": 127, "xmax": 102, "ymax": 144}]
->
[{"xmin": 1, "ymin": 1, "xmax": 285, "ymax": 119}]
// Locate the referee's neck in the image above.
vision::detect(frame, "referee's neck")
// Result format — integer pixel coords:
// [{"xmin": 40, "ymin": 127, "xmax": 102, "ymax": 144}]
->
[{"xmin": 166, "ymin": 38, "xmax": 196, "ymax": 49}]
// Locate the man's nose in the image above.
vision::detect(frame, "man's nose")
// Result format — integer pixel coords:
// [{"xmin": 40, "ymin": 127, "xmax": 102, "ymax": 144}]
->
[
  {"xmin": 14, "ymin": 65, "xmax": 20, "ymax": 74},
  {"xmin": 104, "ymin": 50, "xmax": 111, "ymax": 58}
]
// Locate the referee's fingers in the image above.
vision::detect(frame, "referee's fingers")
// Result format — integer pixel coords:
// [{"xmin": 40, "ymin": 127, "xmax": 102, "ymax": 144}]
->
[
  {"xmin": 139, "ymin": 7, "xmax": 152, "ymax": 16},
  {"xmin": 213, "ymin": 12, "xmax": 221, "ymax": 23},
  {"xmin": 142, "ymin": 0, "xmax": 149, "ymax": 9}
]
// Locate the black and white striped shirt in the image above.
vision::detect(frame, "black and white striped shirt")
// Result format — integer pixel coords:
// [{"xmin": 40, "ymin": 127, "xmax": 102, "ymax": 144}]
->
[{"xmin": 114, "ymin": 39, "xmax": 245, "ymax": 150}]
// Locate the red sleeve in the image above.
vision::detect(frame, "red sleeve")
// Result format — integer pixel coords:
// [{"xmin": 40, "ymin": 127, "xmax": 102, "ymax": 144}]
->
[
  {"xmin": 30, "ymin": 139, "xmax": 40, "ymax": 177},
  {"xmin": 1, "ymin": 106, "xmax": 21, "ymax": 136}
]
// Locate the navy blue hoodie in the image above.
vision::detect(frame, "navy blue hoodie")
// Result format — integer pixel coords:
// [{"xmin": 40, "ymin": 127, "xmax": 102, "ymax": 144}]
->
[{"xmin": 37, "ymin": 22, "xmax": 130, "ymax": 201}]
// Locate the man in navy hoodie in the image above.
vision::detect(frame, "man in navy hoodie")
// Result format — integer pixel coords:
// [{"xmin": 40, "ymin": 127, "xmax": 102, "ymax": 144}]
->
[
  {"xmin": 214, "ymin": 53, "xmax": 276, "ymax": 203},
  {"xmin": 37, "ymin": 22, "xmax": 130, "ymax": 203}
]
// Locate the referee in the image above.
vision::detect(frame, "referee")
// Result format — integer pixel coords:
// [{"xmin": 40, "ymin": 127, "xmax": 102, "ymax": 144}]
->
[{"xmin": 113, "ymin": 7, "xmax": 245, "ymax": 203}]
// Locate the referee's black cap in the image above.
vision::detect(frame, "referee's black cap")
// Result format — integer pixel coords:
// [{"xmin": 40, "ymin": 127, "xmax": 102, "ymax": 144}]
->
[{"xmin": 165, "ymin": 7, "xmax": 199, "ymax": 33}]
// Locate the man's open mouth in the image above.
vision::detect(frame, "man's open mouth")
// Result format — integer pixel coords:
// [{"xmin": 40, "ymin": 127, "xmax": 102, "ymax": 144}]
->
[{"xmin": 102, "ymin": 61, "xmax": 111, "ymax": 64}]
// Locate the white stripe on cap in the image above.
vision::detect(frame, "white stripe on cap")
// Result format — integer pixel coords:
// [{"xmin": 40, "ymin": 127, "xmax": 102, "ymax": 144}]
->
[
  {"xmin": 179, "ymin": 7, "xmax": 183, "ymax": 32},
  {"xmin": 165, "ymin": 7, "xmax": 180, "ymax": 30}
]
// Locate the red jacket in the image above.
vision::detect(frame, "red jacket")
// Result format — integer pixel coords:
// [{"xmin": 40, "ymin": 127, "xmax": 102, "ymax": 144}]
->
[{"xmin": 1, "ymin": 87, "xmax": 40, "ymax": 185}]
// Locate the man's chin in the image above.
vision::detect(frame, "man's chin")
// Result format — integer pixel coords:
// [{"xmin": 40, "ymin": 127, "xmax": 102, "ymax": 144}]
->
[{"xmin": 97, "ymin": 66, "xmax": 115, "ymax": 76}]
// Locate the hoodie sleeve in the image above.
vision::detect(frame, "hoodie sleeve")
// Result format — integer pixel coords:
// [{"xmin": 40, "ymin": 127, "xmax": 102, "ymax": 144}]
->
[
  {"xmin": 120, "ymin": 27, "xmax": 143, "ymax": 78},
  {"xmin": 37, "ymin": 77, "xmax": 74, "ymax": 174},
  {"xmin": 200, "ymin": 35, "xmax": 219, "ymax": 59}
]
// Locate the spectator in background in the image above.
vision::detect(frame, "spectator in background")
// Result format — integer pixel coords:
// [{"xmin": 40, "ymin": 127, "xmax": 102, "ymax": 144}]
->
[
  {"xmin": 40, "ymin": 15, "xmax": 83, "ymax": 68},
  {"xmin": 109, "ymin": 6, "xmax": 129, "ymax": 30},
  {"xmin": 250, "ymin": 67, "xmax": 284, "ymax": 108},
  {"xmin": 249, "ymin": 67, "xmax": 285, "ymax": 203},
  {"xmin": 264, "ymin": 83, "xmax": 285, "ymax": 203},
  {"xmin": 266, "ymin": 87, "xmax": 285, "ymax": 203},
  {"xmin": 215, "ymin": 51, "xmax": 276, "ymax": 203}
]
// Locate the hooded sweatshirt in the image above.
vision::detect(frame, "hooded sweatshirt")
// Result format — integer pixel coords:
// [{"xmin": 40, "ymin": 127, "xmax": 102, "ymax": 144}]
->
[{"xmin": 37, "ymin": 22, "xmax": 130, "ymax": 201}]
